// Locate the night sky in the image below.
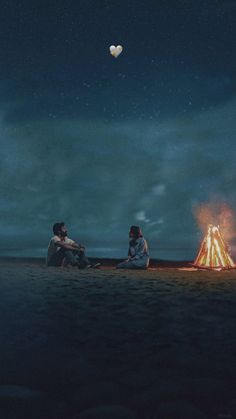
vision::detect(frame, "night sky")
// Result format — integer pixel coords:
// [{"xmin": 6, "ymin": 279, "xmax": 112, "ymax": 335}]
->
[{"xmin": 1, "ymin": 0, "xmax": 236, "ymax": 260}]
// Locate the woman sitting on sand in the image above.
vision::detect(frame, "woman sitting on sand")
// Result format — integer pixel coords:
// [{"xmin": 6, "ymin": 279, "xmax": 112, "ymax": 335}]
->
[{"xmin": 116, "ymin": 225, "xmax": 150, "ymax": 269}]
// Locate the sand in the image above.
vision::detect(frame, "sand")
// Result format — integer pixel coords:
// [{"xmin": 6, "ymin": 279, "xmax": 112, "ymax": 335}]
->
[{"xmin": 0, "ymin": 259, "xmax": 236, "ymax": 419}]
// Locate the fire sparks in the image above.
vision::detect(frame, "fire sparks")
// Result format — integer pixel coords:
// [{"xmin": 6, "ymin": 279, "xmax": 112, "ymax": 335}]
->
[
  {"xmin": 193, "ymin": 202, "xmax": 236, "ymax": 243},
  {"xmin": 194, "ymin": 224, "xmax": 235, "ymax": 270}
]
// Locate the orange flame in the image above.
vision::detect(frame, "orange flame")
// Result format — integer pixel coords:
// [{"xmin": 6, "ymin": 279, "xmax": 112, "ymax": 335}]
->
[{"xmin": 194, "ymin": 224, "xmax": 235, "ymax": 270}]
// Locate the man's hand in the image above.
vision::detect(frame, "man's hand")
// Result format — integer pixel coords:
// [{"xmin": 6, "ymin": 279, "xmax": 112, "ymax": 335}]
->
[
  {"xmin": 79, "ymin": 245, "xmax": 85, "ymax": 251},
  {"xmin": 73, "ymin": 243, "xmax": 85, "ymax": 252}
]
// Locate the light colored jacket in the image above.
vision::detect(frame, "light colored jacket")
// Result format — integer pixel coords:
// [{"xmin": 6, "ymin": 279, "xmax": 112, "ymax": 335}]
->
[{"xmin": 128, "ymin": 237, "xmax": 149, "ymax": 260}]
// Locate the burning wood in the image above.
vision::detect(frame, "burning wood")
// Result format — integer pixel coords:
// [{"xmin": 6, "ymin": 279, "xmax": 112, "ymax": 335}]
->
[{"xmin": 194, "ymin": 224, "xmax": 235, "ymax": 270}]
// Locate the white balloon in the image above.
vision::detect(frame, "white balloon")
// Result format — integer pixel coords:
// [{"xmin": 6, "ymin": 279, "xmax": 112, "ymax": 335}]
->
[{"xmin": 109, "ymin": 45, "xmax": 123, "ymax": 58}]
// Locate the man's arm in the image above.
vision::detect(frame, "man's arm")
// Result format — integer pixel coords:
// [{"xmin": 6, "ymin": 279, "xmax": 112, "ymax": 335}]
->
[
  {"xmin": 62, "ymin": 237, "xmax": 85, "ymax": 251},
  {"xmin": 70, "ymin": 242, "xmax": 85, "ymax": 251},
  {"xmin": 55, "ymin": 241, "xmax": 79, "ymax": 251}
]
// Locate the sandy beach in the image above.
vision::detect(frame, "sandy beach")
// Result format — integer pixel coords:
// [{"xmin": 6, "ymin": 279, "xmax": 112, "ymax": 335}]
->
[{"xmin": 1, "ymin": 259, "xmax": 236, "ymax": 419}]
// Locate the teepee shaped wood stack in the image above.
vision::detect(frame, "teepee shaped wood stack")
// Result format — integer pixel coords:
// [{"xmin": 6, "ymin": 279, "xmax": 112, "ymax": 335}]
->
[{"xmin": 194, "ymin": 224, "xmax": 235, "ymax": 270}]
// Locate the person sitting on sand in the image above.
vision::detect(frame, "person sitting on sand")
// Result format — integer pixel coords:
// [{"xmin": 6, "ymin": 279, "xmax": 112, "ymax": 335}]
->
[
  {"xmin": 116, "ymin": 225, "xmax": 150, "ymax": 269},
  {"xmin": 47, "ymin": 222, "xmax": 91, "ymax": 268}
]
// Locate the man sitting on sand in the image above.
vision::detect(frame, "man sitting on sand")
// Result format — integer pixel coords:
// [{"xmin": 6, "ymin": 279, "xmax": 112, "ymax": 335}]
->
[
  {"xmin": 47, "ymin": 222, "xmax": 91, "ymax": 268},
  {"xmin": 116, "ymin": 225, "xmax": 150, "ymax": 269}
]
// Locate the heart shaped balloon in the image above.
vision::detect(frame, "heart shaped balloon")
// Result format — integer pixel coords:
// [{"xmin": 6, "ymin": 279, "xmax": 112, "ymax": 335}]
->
[{"xmin": 109, "ymin": 45, "xmax": 123, "ymax": 58}]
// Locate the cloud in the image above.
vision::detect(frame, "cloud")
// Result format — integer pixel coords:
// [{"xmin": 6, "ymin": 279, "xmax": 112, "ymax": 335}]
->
[
  {"xmin": 152, "ymin": 184, "xmax": 166, "ymax": 196},
  {"xmin": 0, "ymin": 96, "xmax": 236, "ymax": 258},
  {"xmin": 135, "ymin": 210, "xmax": 150, "ymax": 223}
]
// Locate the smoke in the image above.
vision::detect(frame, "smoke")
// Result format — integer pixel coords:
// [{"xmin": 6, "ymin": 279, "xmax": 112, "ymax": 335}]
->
[{"xmin": 193, "ymin": 202, "xmax": 236, "ymax": 243}]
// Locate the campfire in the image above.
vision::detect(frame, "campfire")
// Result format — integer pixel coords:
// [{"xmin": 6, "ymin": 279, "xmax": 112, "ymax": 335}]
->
[{"xmin": 194, "ymin": 224, "xmax": 235, "ymax": 270}]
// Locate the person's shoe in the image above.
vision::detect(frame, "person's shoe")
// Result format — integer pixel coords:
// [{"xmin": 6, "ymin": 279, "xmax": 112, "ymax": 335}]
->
[
  {"xmin": 92, "ymin": 263, "xmax": 101, "ymax": 269},
  {"xmin": 80, "ymin": 263, "xmax": 100, "ymax": 269}
]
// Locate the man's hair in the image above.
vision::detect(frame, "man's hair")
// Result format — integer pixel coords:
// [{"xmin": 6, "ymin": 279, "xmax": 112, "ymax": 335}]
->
[{"xmin": 53, "ymin": 222, "xmax": 65, "ymax": 235}]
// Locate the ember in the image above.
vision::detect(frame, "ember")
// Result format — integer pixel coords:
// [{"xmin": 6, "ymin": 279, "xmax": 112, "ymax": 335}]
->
[{"xmin": 194, "ymin": 224, "xmax": 235, "ymax": 270}]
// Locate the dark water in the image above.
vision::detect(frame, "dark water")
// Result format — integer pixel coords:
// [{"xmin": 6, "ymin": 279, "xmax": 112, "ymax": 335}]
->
[
  {"xmin": 0, "ymin": 246, "xmax": 196, "ymax": 261},
  {"xmin": 0, "ymin": 263, "xmax": 236, "ymax": 418}
]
